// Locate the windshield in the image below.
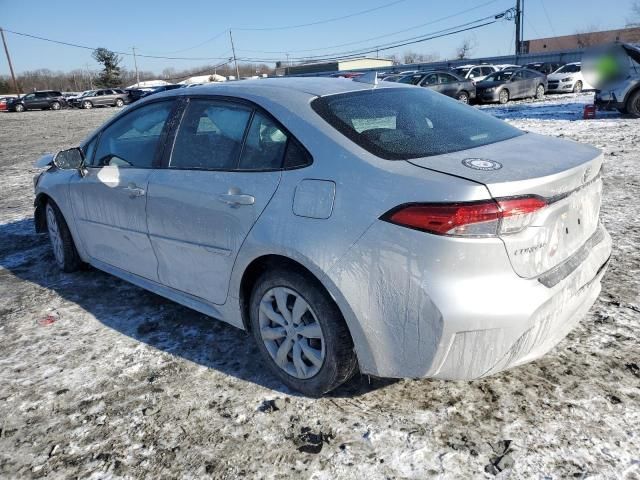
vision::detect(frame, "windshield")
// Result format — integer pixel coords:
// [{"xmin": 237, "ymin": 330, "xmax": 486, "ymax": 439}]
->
[
  {"xmin": 485, "ymin": 71, "xmax": 515, "ymax": 82},
  {"xmin": 555, "ymin": 64, "xmax": 581, "ymax": 74},
  {"xmin": 82, "ymin": 91, "xmax": 96, "ymax": 97},
  {"xmin": 311, "ymin": 87, "xmax": 523, "ymax": 160}
]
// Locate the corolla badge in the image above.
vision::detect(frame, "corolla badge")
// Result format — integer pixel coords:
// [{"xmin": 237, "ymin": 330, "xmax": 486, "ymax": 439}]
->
[{"xmin": 462, "ymin": 158, "xmax": 503, "ymax": 171}]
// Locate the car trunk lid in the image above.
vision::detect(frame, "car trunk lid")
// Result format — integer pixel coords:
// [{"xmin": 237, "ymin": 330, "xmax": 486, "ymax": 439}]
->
[{"xmin": 406, "ymin": 132, "xmax": 604, "ymax": 279}]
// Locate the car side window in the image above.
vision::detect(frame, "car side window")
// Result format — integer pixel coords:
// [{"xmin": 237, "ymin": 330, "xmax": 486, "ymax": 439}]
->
[
  {"xmin": 422, "ymin": 74, "xmax": 438, "ymax": 86},
  {"xmin": 481, "ymin": 67, "xmax": 494, "ymax": 76},
  {"xmin": 238, "ymin": 112, "xmax": 288, "ymax": 170},
  {"xmin": 438, "ymin": 73, "xmax": 455, "ymax": 84},
  {"xmin": 170, "ymin": 99, "xmax": 251, "ymax": 170},
  {"xmin": 92, "ymin": 101, "xmax": 173, "ymax": 168},
  {"xmin": 24, "ymin": 93, "xmax": 35, "ymax": 100}
]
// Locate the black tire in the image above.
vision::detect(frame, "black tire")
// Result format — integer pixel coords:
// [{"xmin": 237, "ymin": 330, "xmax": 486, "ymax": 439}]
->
[
  {"xmin": 249, "ymin": 268, "xmax": 358, "ymax": 396},
  {"xmin": 573, "ymin": 81, "xmax": 583, "ymax": 93},
  {"xmin": 45, "ymin": 201, "xmax": 82, "ymax": 273},
  {"xmin": 626, "ymin": 90, "xmax": 640, "ymax": 118},
  {"xmin": 535, "ymin": 84, "xmax": 545, "ymax": 100},
  {"xmin": 50, "ymin": 101, "xmax": 61, "ymax": 110},
  {"xmin": 456, "ymin": 91, "xmax": 469, "ymax": 104},
  {"xmin": 498, "ymin": 89, "xmax": 509, "ymax": 104},
  {"xmin": 115, "ymin": 98, "xmax": 124, "ymax": 107},
  {"xmin": 82, "ymin": 100, "xmax": 93, "ymax": 109},
  {"xmin": 14, "ymin": 103, "xmax": 25, "ymax": 112}
]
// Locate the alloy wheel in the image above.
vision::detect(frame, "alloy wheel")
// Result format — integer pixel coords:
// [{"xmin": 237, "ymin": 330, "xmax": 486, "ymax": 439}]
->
[
  {"xmin": 83, "ymin": 101, "xmax": 92, "ymax": 109},
  {"xmin": 258, "ymin": 286, "xmax": 326, "ymax": 379},
  {"xmin": 457, "ymin": 92, "xmax": 469, "ymax": 104}
]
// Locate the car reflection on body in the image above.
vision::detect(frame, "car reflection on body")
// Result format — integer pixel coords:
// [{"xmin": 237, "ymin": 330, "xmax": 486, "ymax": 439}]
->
[{"xmin": 33, "ymin": 77, "xmax": 611, "ymax": 395}]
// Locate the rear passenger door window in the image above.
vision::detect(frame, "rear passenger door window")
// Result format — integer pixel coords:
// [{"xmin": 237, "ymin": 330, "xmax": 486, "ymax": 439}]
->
[{"xmin": 170, "ymin": 99, "xmax": 252, "ymax": 170}]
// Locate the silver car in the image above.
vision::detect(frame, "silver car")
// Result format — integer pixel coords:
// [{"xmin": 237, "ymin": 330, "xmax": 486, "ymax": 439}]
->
[{"xmin": 33, "ymin": 78, "xmax": 612, "ymax": 395}]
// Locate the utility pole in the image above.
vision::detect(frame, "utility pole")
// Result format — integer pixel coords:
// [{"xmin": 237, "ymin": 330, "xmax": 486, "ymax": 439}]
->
[
  {"xmin": 229, "ymin": 30, "xmax": 240, "ymax": 80},
  {"xmin": 515, "ymin": 0, "xmax": 521, "ymax": 55},
  {"xmin": 0, "ymin": 27, "xmax": 19, "ymax": 94},
  {"xmin": 132, "ymin": 47, "xmax": 140, "ymax": 86}
]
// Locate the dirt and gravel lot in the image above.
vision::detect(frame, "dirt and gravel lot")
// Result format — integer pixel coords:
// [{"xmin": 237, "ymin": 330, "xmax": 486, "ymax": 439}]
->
[{"xmin": 0, "ymin": 96, "xmax": 639, "ymax": 479}]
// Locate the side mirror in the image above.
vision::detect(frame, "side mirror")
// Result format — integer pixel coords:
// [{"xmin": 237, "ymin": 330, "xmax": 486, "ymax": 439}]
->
[{"xmin": 54, "ymin": 147, "xmax": 84, "ymax": 170}]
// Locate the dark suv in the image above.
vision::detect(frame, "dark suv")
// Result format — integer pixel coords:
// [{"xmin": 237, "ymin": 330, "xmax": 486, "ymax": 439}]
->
[
  {"xmin": 70, "ymin": 88, "xmax": 129, "ymax": 109},
  {"xmin": 7, "ymin": 91, "xmax": 66, "ymax": 112}
]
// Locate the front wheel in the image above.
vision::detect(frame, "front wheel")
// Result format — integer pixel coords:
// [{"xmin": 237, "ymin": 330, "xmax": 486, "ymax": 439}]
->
[
  {"xmin": 456, "ymin": 91, "xmax": 469, "ymax": 104},
  {"xmin": 46, "ymin": 202, "xmax": 82, "ymax": 272},
  {"xmin": 249, "ymin": 269, "xmax": 358, "ymax": 396},
  {"xmin": 82, "ymin": 100, "xmax": 93, "ymax": 109},
  {"xmin": 535, "ymin": 84, "xmax": 545, "ymax": 100},
  {"xmin": 498, "ymin": 89, "xmax": 509, "ymax": 104},
  {"xmin": 626, "ymin": 90, "xmax": 640, "ymax": 118},
  {"xmin": 115, "ymin": 98, "xmax": 124, "ymax": 107},
  {"xmin": 573, "ymin": 81, "xmax": 583, "ymax": 93},
  {"xmin": 14, "ymin": 103, "xmax": 25, "ymax": 112}
]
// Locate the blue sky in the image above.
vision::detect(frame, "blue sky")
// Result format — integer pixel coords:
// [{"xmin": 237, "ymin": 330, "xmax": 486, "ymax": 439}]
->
[{"xmin": 1, "ymin": 0, "xmax": 637, "ymax": 75}]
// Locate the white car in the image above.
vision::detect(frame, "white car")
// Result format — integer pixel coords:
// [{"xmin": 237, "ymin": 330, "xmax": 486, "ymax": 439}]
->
[
  {"xmin": 451, "ymin": 64, "xmax": 499, "ymax": 83},
  {"xmin": 547, "ymin": 63, "xmax": 594, "ymax": 93},
  {"xmin": 34, "ymin": 78, "xmax": 611, "ymax": 395}
]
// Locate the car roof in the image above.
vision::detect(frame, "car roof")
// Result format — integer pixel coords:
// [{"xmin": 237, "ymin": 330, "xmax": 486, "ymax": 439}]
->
[{"xmin": 147, "ymin": 77, "xmax": 408, "ymax": 101}]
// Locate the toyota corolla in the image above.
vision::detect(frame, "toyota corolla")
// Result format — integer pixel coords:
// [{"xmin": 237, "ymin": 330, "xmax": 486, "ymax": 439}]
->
[{"xmin": 33, "ymin": 77, "xmax": 611, "ymax": 395}]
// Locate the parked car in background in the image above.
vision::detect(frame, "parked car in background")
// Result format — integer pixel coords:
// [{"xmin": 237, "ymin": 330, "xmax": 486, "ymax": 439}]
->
[
  {"xmin": 476, "ymin": 68, "xmax": 547, "ymax": 104},
  {"xmin": 595, "ymin": 43, "xmax": 640, "ymax": 117},
  {"xmin": 397, "ymin": 71, "xmax": 476, "ymax": 103},
  {"xmin": 451, "ymin": 64, "xmax": 498, "ymax": 83},
  {"xmin": 547, "ymin": 63, "xmax": 593, "ymax": 93},
  {"xmin": 33, "ymin": 78, "xmax": 610, "ymax": 395},
  {"xmin": 141, "ymin": 84, "xmax": 184, "ymax": 98},
  {"xmin": 125, "ymin": 88, "xmax": 153, "ymax": 104},
  {"xmin": 494, "ymin": 64, "xmax": 521, "ymax": 70},
  {"xmin": 0, "ymin": 95, "xmax": 15, "ymax": 111},
  {"xmin": 524, "ymin": 62, "xmax": 563, "ymax": 75},
  {"xmin": 6, "ymin": 91, "xmax": 67, "ymax": 112},
  {"xmin": 70, "ymin": 88, "xmax": 129, "ymax": 109}
]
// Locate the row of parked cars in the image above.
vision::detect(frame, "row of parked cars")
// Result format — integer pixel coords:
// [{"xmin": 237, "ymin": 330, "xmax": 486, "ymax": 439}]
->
[
  {"xmin": 376, "ymin": 61, "xmax": 592, "ymax": 104},
  {"xmin": 0, "ymin": 84, "xmax": 188, "ymax": 112}
]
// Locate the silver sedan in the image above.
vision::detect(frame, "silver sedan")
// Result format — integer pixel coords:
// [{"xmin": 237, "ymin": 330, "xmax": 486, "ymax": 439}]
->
[{"xmin": 33, "ymin": 78, "xmax": 612, "ymax": 395}]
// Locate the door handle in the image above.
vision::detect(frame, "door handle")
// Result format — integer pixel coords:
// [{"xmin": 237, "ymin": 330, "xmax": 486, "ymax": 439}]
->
[
  {"xmin": 218, "ymin": 192, "xmax": 255, "ymax": 206},
  {"xmin": 124, "ymin": 183, "xmax": 146, "ymax": 198}
]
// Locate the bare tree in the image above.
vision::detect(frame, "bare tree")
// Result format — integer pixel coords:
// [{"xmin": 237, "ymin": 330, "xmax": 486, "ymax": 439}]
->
[
  {"xmin": 627, "ymin": 1, "xmax": 640, "ymax": 26},
  {"xmin": 455, "ymin": 37, "xmax": 477, "ymax": 60},
  {"xmin": 402, "ymin": 51, "xmax": 440, "ymax": 64}
]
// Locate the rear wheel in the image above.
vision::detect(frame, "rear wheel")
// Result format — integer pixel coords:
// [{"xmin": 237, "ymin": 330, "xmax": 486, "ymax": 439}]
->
[
  {"xmin": 115, "ymin": 98, "xmax": 124, "ymax": 107},
  {"xmin": 50, "ymin": 101, "xmax": 61, "ymax": 110},
  {"xmin": 45, "ymin": 201, "xmax": 82, "ymax": 272},
  {"xmin": 14, "ymin": 103, "xmax": 25, "ymax": 112},
  {"xmin": 249, "ymin": 268, "xmax": 357, "ymax": 396},
  {"xmin": 456, "ymin": 91, "xmax": 469, "ymax": 104},
  {"xmin": 498, "ymin": 89, "xmax": 509, "ymax": 104},
  {"xmin": 573, "ymin": 81, "xmax": 583, "ymax": 93},
  {"xmin": 82, "ymin": 100, "xmax": 93, "ymax": 109},
  {"xmin": 626, "ymin": 90, "xmax": 640, "ymax": 118},
  {"xmin": 535, "ymin": 84, "xmax": 545, "ymax": 100}
]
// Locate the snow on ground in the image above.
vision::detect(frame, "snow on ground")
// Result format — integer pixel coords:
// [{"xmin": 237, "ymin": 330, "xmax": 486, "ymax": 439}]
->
[{"xmin": 0, "ymin": 95, "xmax": 638, "ymax": 479}]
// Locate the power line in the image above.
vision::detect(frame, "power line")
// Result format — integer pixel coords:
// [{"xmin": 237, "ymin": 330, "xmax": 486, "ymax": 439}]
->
[
  {"xmin": 540, "ymin": 0, "xmax": 556, "ymax": 36},
  {"xmin": 139, "ymin": 29, "xmax": 229, "ymax": 55},
  {"xmin": 2, "ymin": 28, "xmax": 234, "ymax": 61},
  {"xmin": 233, "ymin": 0, "xmax": 408, "ymax": 31},
  {"xmin": 237, "ymin": 0, "xmax": 501, "ymax": 54},
  {"xmin": 239, "ymin": 10, "xmax": 510, "ymax": 63}
]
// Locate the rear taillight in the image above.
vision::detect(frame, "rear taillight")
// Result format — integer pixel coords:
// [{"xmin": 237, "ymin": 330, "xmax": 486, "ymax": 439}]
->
[{"xmin": 382, "ymin": 196, "xmax": 547, "ymax": 237}]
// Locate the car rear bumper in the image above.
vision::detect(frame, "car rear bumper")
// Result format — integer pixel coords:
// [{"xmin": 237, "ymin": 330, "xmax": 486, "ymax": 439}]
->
[{"xmin": 330, "ymin": 221, "xmax": 612, "ymax": 379}]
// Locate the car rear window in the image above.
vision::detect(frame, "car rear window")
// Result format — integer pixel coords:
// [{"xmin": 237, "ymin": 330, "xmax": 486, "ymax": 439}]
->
[{"xmin": 311, "ymin": 87, "xmax": 523, "ymax": 160}]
